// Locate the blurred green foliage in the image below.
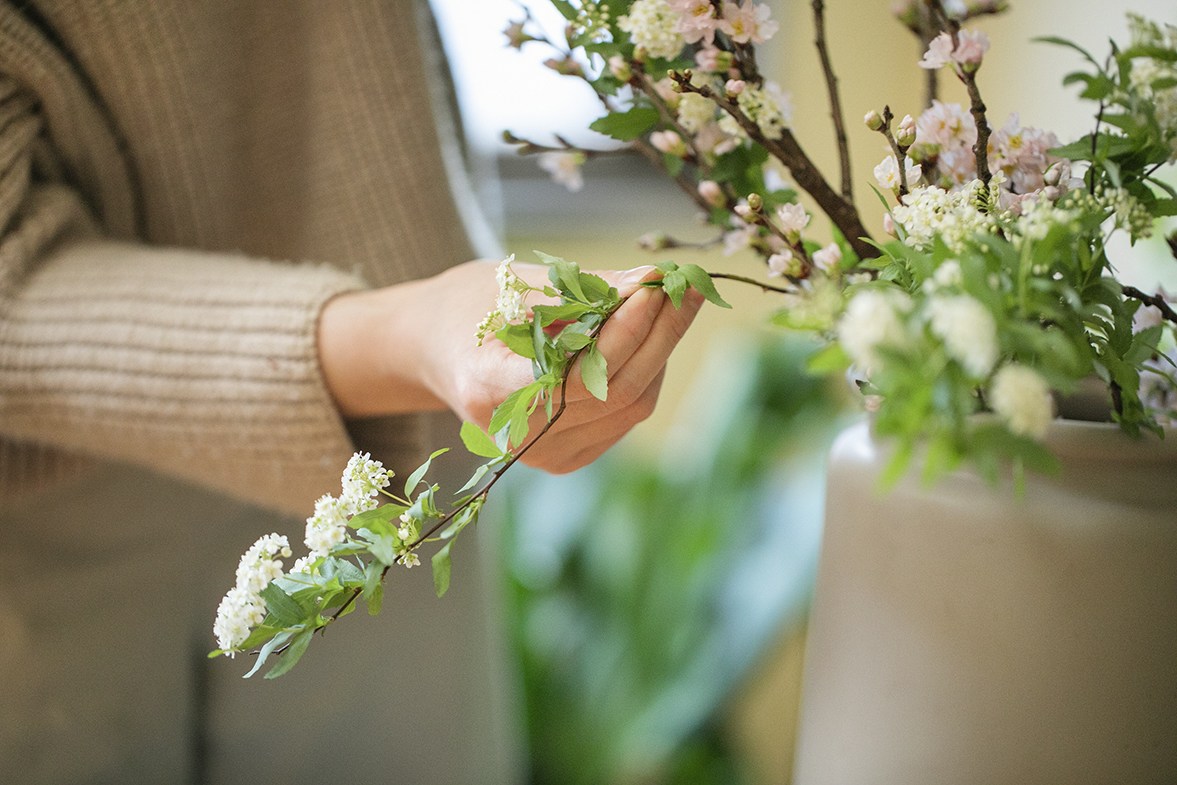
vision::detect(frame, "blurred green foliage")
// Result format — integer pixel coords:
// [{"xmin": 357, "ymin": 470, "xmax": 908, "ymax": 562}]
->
[{"xmin": 498, "ymin": 333, "xmax": 853, "ymax": 784}]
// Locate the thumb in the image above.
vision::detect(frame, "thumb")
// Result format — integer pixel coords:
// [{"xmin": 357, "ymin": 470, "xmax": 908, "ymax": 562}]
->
[{"xmin": 595, "ymin": 265, "xmax": 660, "ymax": 298}]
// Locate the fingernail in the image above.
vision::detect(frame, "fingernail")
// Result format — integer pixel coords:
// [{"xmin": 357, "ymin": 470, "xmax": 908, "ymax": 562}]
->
[{"xmin": 619, "ymin": 265, "xmax": 657, "ymax": 285}]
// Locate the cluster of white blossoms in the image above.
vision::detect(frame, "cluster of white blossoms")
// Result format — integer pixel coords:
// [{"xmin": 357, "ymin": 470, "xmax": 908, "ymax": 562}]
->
[
  {"xmin": 476, "ymin": 255, "xmax": 529, "ymax": 345},
  {"xmin": 989, "ymin": 364, "xmax": 1053, "ymax": 437},
  {"xmin": 214, "ymin": 533, "xmax": 293, "ymax": 655},
  {"xmin": 617, "ymin": 0, "xmax": 684, "ymax": 59},
  {"xmin": 837, "ymin": 289, "xmax": 914, "ymax": 376},
  {"xmin": 718, "ymin": 82, "xmax": 791, "ymax": 141},
  {"xmin": 926, "ymin": 294, "xmax": 999, "ymax": 378},
  {"xmin": 341, "ymin": 451, "xmax": 394, "ymax": 515},
  {"xmin": 1126, "ymin": 13, "xmax": 1177, "ymax": 159},
  {"xmin": 890, "ymin": 181, "xmax": 1001, "ymax": 251}
]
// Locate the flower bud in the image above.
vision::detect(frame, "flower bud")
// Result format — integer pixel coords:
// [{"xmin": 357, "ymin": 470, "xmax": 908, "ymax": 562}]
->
[
  {"xmin": 734, "ymin": 204, "xmax": 753, "ymax": 219},
  {"xmin": 746, "ymin": 193, "xmax": 763, "ymax": 211},
  {"xmin": 864, "ymin": 110, "xmax": 884, "ymax": 131},
  {"xmin": 698, "ymin": 180, "xmax": 724, "ymax": 207},
  {"xmin": 638, "ymin": 232, "xmax": 670, "ymax": 251},
  {"xmin": 503, "ymin": 20, "xmax": 533, "ymax": 50},
  {"xmin": 725, "ymin": 79, "xmax": 746, "ymax": 97},
  {"xmin": 897, "ymin": 114, "xmax": 917, "ymax": 146},
  {"xmin": 1041, "ymin": 185, "xmax": 1060, "ymax": 202},
  {"xmin": 650, "ymin": 130, "xmax": 687, "ymax": 157},
  {"xmin": 608, "ymin": 55, "xmax": 632, "ymax": 83}
]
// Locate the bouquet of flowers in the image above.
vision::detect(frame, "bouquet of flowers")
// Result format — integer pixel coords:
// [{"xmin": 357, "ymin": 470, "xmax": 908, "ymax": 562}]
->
[{"xmin": 210, "ymin": 0, "xmax": 1177, "ymax": 678}]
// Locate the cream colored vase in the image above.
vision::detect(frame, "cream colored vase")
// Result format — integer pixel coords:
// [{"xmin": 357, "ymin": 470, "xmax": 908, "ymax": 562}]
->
[{"xmin": 793, "ymin": 418, "xmax": 1177, "ymax": 785}]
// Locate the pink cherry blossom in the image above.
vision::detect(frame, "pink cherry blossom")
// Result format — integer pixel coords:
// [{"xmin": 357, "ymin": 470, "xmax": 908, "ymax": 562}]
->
[
  {"xmin": 767, "ymin": 249, "xmax": 796, "ymax": 278},
  {"xmin": 915, "ymin": 100, "xmax": 977, "ymax": 151},
  {"xmin": 670, "ymin": 0, "xmax": 720, "ymax": 45},
  {"xmin": 698, "ymin": 179, "xmax": 725, "ymax": 207},
  {"xmin": 695, "ymin": 46, "xmax": 724, "ymax": 72},
  {"xmin": 650, "ymin": 129, "xmax": 688, "ymax": 156},
  {"xmin": 717, "ymin": 0, "xmax": 779, "ymax": 45},
  {"xmin": 952, "ymin": 29, "xmax": 990, "ymax": 65},
  {"xmin": 812, "ymin": 243, "xmax": 843, "ymax": 273},
  {"xmin": 919, "ymin": 32, "xmax": 954, "ymax": 69}
]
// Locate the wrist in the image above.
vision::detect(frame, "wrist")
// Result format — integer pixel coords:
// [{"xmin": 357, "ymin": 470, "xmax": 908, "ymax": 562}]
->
[{"xmin": 316, "ymin": 282, "xmax": 447, "ymax": 418}]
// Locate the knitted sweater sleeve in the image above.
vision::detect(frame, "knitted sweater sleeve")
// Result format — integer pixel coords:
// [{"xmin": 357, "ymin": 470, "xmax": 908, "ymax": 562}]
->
[
  {"xmin": 0, "ymin": 203, "xmax": 369, "ymax": 516},
  {"xmin": 0, "ymin": 12, "xmax": 372, "ymax": 515}
]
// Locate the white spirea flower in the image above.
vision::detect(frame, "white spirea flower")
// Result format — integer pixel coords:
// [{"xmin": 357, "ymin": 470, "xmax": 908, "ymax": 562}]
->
[
  {"xmin": 926, "ymin": 294, "xmax": 999, "ymax": 377},
  {"xmin": 477, "ymin": 254, "xmax": 528, "ymax": 344},
  {"xmin": 891, "ymin": 182, "xmax": 1000, "ymax": 252},
  {"xmin": 213, "ymin": 586, "xmax": 268, "ymax": 655},
  {"xmin": 990, "ymin": 364, "xmax": 1053, "ymax": 438},
  {"xmin": 290, "ymin": 555, "xmax": 316, "ymax": 575},
  {"xmin": 401, "ymin": 552, "xmax": 422, "ymax": 569},
  {"xmin": 718, "ymin": 82, "xmax": 790, "ymax": 140},
  {"xmin": 305, "ymin": 493, "xmax": 348, "ymax": 556},
  {"xmin": 618, "ymin": 0, "xmax": 684, "ymax": 59},
  {"xmin": 677, "ymin": 92, "xmax": 717, "ymax": 133},
  {"xmin": 537, "ymin": 151, "xmax": 586, "ymax": 192},
  {"xmin": 340, "ymin": 452, "xmax": 393, "ymax": 516},
  {"xmin": 235, "ymin": 533, "xmax": 291, "ymax": 595},
  {"xmin": 837, "ymin": 289, "xmax": 913, "ymax": 375}
]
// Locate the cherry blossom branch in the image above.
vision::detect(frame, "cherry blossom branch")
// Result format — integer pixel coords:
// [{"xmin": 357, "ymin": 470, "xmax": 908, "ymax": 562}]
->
[
  {"xmin": 927, "ymin": 0, "xmax": 991, "ymax": 186},
  {"xmin": 1123, "ymin": 285, "xmax": 1177, "ymax": 325},
  {"xmin": 669, "ymin": 71, "xmax": 877, "ymax": 261},
  {"xmin": 877, "ymin": 106, "xmax": 913, "ymax": 196},
  {"xmin": 501, "ymin": 131, "xmax": 639, "ymax": 159},
  {"xmin": 811, "ymin": 0, "xmax": 853, "ymax": 201},
  {"xmin": 708, "ymin": 271, "xmax": 797, "ymax": 294}
]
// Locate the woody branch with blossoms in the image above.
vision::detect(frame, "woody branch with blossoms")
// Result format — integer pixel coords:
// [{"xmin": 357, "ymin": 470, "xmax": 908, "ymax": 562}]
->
[{"xmin": 211, "ymin": 0, "xmax": 1177, "ymax": 678}]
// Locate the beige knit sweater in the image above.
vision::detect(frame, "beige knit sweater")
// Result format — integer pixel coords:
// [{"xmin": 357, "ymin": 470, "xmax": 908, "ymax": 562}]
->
[{"xmin": 0, "ymin": 0, "xmax": 476, "ymax": 514}]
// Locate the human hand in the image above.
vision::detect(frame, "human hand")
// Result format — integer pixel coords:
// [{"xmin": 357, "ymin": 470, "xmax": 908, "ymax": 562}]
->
[{"xmin": 317, "ymin": 259, "xmax": 704, "ymax": 473}]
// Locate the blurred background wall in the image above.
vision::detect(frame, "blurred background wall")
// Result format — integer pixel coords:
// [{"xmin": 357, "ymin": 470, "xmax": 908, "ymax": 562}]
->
[{"xmin": 429, "ymin": 1, "xmax": 1175, "ymax": 782}]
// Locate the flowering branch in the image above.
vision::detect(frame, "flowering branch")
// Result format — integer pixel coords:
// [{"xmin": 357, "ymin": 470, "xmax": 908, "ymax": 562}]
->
[
  {"xmin": 926, "ymin": 0, "xmax": 992, "ymax": 186},
  {"xmin": 669, "ymin": 70, "xmax": 876, "ymax": 261},
  {"xmin": 811, "ymin": 0, "xmax": 853, "ymax": 201},
  {"xmin": 1123, "ymin": 286, "xmax": 1177, "ymax": 326}
]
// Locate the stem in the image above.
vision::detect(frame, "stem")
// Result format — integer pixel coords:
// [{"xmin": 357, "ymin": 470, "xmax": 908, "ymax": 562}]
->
[
  {"xmin": 928, "ymin": 0, "xmax": 991, "ymax": 187},
  {"xmin": 811, "ymin": 0, "xmax": 853, "ymax": 202},
  {"xmin": 671, "ymin": 74, "xmax": 876, "ymax": 260},
  {"xmin": 1123, "ymin": 285, "xmax": 1177, "ymax": 325},
  {"xmin": 879, "ymin": 106, "xmax": 911, "ymax": 196},
  {"xmin": 708, "ymin": 271, "xmax": 797, "ymax": 294}
]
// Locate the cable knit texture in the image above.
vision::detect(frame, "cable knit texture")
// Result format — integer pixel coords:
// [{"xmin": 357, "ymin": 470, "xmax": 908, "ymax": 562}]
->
[{"xmin": 0, "ymin": 0, "xmax": 475, "ymax": 514}]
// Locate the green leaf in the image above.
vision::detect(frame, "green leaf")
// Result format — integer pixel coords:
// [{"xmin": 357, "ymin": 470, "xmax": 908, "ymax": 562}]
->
[
  {"xmin": 361, "ymin": 560, "xmax": 384, "ymax": 614},
  {"xmin": 456, "ymin": 461, "xmax": 493, "ymax": 494},
  {"xmin": 1151, "ymin": 198, "xmax": 1177, "ymax": 216},
  {"xmin": 537, "ymin": 251, "xmax": 588, "ymax": 302},
  {"xmin": 347, "ymin": 504, "xmax": 403, "ymax": 534},
  {"xmin": 496, "ymin": 322, "xmax": 537, "ymax": 359},
  {"xmin": 661, "ymin": 269, "xmax": 688, "ymax": 308},
  {"xmin": 432, "ymin": 541, "xmax": 453, "ymax": 598},
  {"xmin": 679, "ymin": 263, "xmax": 731, "ymax": 308},
  {"xmin": 460, "ymin": 421, "xmax": 503, "ymax": 458},
  {"xmin": 490, "ymin": 381, "xmax": 542, "ymax": 436},
  {"xmin": 663, "ymin": 152, "xmax": 684, "ymax": 177},
  {"xmin": 557, "ymin": 331, "xmax": 594, "ymax": 351},
  {"xmin": 264, "ymin": 629, "xmax": 313, "ymax": 679},
  {"xmin": 244, "ymin": 630, "xmax": 292, "ymax": 678},
  {"xmin": 405, "ymin": 448, "xmax": 448, "ymax": 497},
  {"xmin": 366, "ymin": 533, "xmax": 398, "ymax": 566},
  {"xmin": 805, "ymin": 343, "xmax": 850, "ymax": 374},
  {"xmin": 259, "ymin": 582, "xmax": 305, "ymax": 627},
  {"xmin": 578, "ymin": 272, "xmax": 614, "ymax": 304},
  {"xmin": 588, "ymin": 107, "xmax": 660, "ymax": 141},
  {"xmin": 581, "ymin": 342, "xmax": 609, "ymax": 401}
]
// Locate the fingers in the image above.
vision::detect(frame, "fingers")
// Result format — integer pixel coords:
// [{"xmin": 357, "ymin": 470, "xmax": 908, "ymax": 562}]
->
[{"xmin": 518, "ymin": 366, "xmax": 667, "ymax": 474}]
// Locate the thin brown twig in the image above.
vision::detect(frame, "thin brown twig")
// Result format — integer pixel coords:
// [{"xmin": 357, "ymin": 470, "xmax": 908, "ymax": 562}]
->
[
  {"xmin": 670, "ymin": 72, "xmax": 876, "ymax": 261},
  {"xmin": 811, "ymin": 0, "xmax": 853, "ymax": 201},
  {"xmin": 927, "ymin": 0, "xmax": 990, "ymax": 187},
  {"xmin": 1123, "ymin": 285, "xmax": 1177, "ymax": 325}
]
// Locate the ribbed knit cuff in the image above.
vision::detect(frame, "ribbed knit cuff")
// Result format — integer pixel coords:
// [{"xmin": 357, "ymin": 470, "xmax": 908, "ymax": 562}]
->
[{"xmin": 0, "ymin": 238, "xmax": 371, "ymax": 515}]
